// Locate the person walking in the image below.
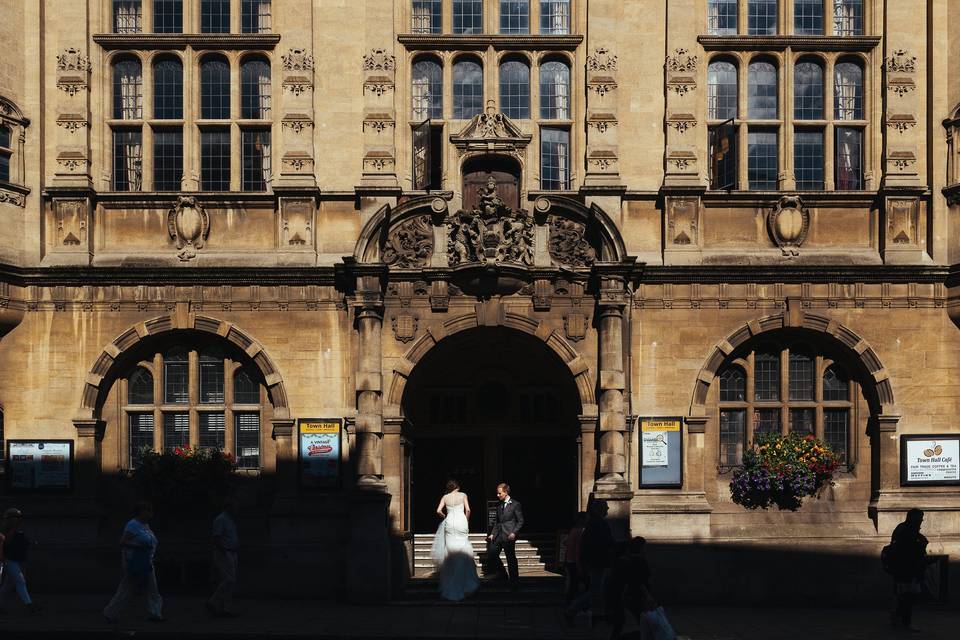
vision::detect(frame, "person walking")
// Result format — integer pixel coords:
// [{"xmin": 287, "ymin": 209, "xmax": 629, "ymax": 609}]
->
[
  {"xmin": 565, "ymin": 499, "xmax": 614, "ymax": 627},
  {"xmin": 888, "ymin": 508, "xmax": 933, "ymax": 632},
  {"xmin": 485, "ymin": 482, "xmax": 524, "ymax": 591},
  {"xmin": 0, "ymin": 508, "xmax": 40, "ymax": 615},
  {"xmin": 103, "ymin": 501, "xmax": 163, "ymax": 623},
  {"xmin": 606, "ymin": 537, "xmax": 656, "ymax": 640},
  {"xmin": 207, "ymin": 498, "xmax": 240, "ymax": 617},
  {"xmin": 563, "ymin": 511, "xmax": 588, "ymax": 607}
]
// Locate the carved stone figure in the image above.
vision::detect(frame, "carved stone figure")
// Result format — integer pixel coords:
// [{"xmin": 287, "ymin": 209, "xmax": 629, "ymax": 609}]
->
[
  {"xmin": 382, "ymin": 214, "xmax": 434, "ymax": 268},
  {"xmin": 445, "ymin": 181, "xmax": 534, "ymax": 267},
  {"xmin": 548, "ymin": 217, "xmax": 596, "ymax": 267}
]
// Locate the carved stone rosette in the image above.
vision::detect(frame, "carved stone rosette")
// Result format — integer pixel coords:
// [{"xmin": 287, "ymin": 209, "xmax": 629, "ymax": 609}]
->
[
  {"xmin": 382, "ymin": 215, "xmax": 434, "ymax": 268},
  {"xmin": 766, "ymin": 195, "xmax": 809, "ymax": 257},
  {"xmin": 167, "ymin": 196, "xmax": 210, "ymax": 261}
]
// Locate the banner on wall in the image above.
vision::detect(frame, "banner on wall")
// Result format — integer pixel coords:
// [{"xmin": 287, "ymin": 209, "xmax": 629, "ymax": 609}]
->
[
  {"xmin": 298, "ymin": 419, "xmax": 342, "ymax": 488},
  {"xmin": 900, "ymin": 435, "xmax": 960, "ymax": 486},
  {"xmin": 6, "ymin": 440, "xmax": 74, "ymax": 491}
]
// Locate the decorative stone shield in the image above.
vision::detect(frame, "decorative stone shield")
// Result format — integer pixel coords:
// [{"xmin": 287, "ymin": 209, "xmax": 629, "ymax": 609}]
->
[{"xmin": 767, "ymin": 195, "xmax": 809, "ymax": 257}]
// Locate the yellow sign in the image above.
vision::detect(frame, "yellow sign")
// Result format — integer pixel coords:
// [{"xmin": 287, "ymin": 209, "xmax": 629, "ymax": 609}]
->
[
  {"xmin": 641, "ymin": 419, "xmax": 682, "ymax": 432},
  {"xmin": 300, "ymin": 422, "xmax": 340, "ymax": 434}
]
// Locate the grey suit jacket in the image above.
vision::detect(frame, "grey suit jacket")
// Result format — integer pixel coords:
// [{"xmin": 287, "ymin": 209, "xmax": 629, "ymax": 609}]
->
[{"xmin": 488, "ymin": 499, "xmax": 524, "ymax": 541}]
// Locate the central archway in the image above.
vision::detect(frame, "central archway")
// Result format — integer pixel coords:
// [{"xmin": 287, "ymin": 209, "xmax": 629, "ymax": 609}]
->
[{"xmin": 402, "ymin": 327, "xmax": 582, "ymax": 535}]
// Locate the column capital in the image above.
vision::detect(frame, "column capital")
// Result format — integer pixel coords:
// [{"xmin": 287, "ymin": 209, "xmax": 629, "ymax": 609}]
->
[
  {"xmin": 685, "ymin": 415, "xmax": 708, "ymax": 434},
  {"xmin": 271, "ymin": 418, "xmax": 296, "ymax": 440},
  {"xmin": 72, "ymin": 418, "xmax": 105, "ymax": 441}
]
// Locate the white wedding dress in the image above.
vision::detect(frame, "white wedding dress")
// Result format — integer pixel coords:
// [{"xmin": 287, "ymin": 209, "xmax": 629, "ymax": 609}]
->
[{"xmin": 430, "ymin": 493, "xmax": 479, "ymax": 601}]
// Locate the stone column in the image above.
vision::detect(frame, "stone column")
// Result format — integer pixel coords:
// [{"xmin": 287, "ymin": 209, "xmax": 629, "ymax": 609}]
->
[
  {"xmin": 270, "ymin": 417, "xmax": 297, "ymax": 511},
  {"xmin": 72, "ymin": 418, "xmax": 104, "ymax": 498},
  {"xmin": 354, "ymin": 267, "xmax": 387, "ymax": 488}
]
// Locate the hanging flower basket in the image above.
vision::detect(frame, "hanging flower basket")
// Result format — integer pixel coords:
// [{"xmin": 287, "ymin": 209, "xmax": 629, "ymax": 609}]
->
[
  {"xmin": 729, "ymin": 432, "xmax": 842, "ymax": 511},
  {"xmin": 133, "ymin": 447, "xmax": 236, "ymax": 518}
]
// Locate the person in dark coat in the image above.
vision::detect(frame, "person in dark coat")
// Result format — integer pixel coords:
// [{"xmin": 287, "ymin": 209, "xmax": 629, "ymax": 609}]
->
[
  {"xmin": 563, "ymin": 512, "xmax": 588, "ymax": 607},
  {"xmin": 605, "ymin": 537, "xmax": 653, "ymax": 640},
  {"xmin": 565, "ymin": 499, "xmax": 613, "ymax": 625},
  {"xmin": 0, "ymin": 507, "xmax": 40, "ymax": 614},
  {"xmin": 889, "ymin": 508, "xmax": 932, "ymax": 631}
]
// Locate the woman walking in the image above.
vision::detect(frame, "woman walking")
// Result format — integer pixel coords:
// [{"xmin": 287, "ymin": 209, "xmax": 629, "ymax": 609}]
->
[
  {"xmin": 103, "ymin": 502, "xmax": 164, "ymax": 623},
  {"xmin": 0, "ymin": 507, "xmax": 40, "ymax": 615}
]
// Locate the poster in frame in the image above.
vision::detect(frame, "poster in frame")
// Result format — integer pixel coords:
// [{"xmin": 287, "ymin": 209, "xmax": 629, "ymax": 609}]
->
[
  {"xmin": 900, "ymin": 434, "xmax": 960, "ymax": 487},
  {"xmin": 298, "ymin": 418, "xmax": 343, "ymax": 489},
  {"xmin": 638, "ymin": 417, "xmax": 684, "ymax": 488},
  {"xmin": 5, "ymin": 440, "xmax": 75, "ymax": 492}
]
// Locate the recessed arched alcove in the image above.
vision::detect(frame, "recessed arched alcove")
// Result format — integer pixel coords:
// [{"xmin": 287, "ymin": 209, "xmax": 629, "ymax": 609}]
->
[{"xmin": 461, "ymin": 155, "xmax": 521, "ymax": 211}]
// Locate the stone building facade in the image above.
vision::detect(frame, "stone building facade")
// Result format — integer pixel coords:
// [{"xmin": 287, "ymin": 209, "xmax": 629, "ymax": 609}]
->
[{"xmin": 0, "ymin": 0, "xmax": 959, "ymax": 603}]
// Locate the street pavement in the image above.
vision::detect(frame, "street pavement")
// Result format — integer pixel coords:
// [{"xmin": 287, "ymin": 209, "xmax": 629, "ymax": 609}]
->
[{"xmin": 0, "ymin": 593, "xmax": 957, "ymax": 639}]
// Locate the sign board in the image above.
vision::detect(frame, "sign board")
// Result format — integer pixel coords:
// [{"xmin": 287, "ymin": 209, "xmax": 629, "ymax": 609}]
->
[
  {"xmin": 900, "ymin": 435, "xmax": 960, "ymax": 486},
  {"xmin": 639, "ymin": 418, "xmax": 683, "ymax": 488},
  {"xmin": 6, "ymin": 440, "xmax": 74, "ymax": 491},
  {"xmin": 298, "ymin": 419, "xmax": 342, "ymax": 488}
]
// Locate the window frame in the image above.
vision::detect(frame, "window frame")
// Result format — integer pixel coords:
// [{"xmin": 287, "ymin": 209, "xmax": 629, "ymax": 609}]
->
[{"xmin": 452, "ymin": 57, "xmax": 484, "ymax": 120}]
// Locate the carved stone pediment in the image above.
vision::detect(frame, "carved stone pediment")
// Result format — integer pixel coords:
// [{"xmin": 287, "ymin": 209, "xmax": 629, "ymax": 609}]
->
[{"xmin": 450, "ymin": 101, "xmax": 531, "ymax": 156}]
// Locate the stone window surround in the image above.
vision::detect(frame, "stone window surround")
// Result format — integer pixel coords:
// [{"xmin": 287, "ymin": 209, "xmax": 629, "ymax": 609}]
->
[
  {"xmin": 100, "ymin": 47, "xmax": 275, "ymax": 193},
  {"xmin": 107, "ymin": 0, "xmax": 271, "ymax": 35},
  {"xmin": 405, "ymin": 0, "xmax": 574, "ymax": 36},
  {"xmin": 704, "ymin": 0, "xmax": 873, "ymax": 37},
  {"xmin": 0, "ymin": 96, "xmax": 30, "ymax": 206},
  {"xmin": 706, "ymin": 49, "xmax": 871, "ymax": 192}
]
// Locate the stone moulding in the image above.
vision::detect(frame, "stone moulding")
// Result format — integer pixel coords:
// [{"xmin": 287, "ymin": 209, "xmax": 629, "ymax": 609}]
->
[{"xmin": 92, "ymin": 33, "xmax": 280, "ymax": 50}]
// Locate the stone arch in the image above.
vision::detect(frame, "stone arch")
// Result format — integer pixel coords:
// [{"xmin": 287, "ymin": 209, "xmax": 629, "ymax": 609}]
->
[
  {"xmin": 385, "ymin": 303, "xmax": 596, "ymax": 416},
  {"xmin": 687, "ymin": 310, "xmax": 896, "ymax": 418},
  {"xmin": 75, "ymin": 313, "xmax": 290, "ymax": 422}
]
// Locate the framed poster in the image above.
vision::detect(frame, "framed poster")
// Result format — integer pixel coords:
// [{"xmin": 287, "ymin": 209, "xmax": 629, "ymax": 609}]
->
[
  {"xmin": 298, "ymin": 418, "xmax": 342, "ymax": 488},
  {"xmin": 6, "ymin": 440, "xmax": 74, "ymax": 491},
  {"xmin": 639, "ymin": 417, "xmax": 683, "ymax": 488},
  {"xmin": 900, "ymin": 434, "xmax": 960, "ymax": 486}
]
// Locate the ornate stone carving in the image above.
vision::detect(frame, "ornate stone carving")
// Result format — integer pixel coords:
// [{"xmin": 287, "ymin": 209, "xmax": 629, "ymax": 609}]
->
[
  {"xmin": 54, "ymin": 199, "xmax": 88, "ymax": 248},
  {"xmin": 587, "ymin": 119, "xmax": 617, "ymax": 133},
  {"xmin": 666, "ymin": 197, "xmax": 698, "ymax": 246},
  {"xmin": 885, "ymin": 49, "xmax": 917, "ymax": 74},
  {"xmin": 56, "ymin": 79, "xmax": 87, "ymax": 96},
  {"xmin": 56, "ymin": 115, "xmax": 87, "ymax": 133},
  {"xmin": 447, "ymin": 177, "xmax": 534, "ymax": 266},
  {"xmin": 887, "ymin": 198, "xmax": 919, "ymax": 245},
  {"xmin": 167, "ymin": 196, "xmax": 210, "ymax": 262},
  {"xmin": 283, "ymin": 80, "xmax": 312, "ymax": 96},
  {"xmin": 281, "ymin": 117, "xmax": 314, "ymax": 134},
  {"xmin": 280, "ymin": 199, "xmax": 313, "ymax": 247},
  {"xmin": 887, "ymin": 115, "xmax": 917, "ymax": 133},
  {"xmin": 56, "ymin": 48, "xmax": 91, "ymax": 72},
  {"xmin": 590, "ymin": 157, "xmax": 615, "ymax": 171},
  {"xmin": 0, "ymin": 190, "xmax": 25, "ymax": 207},
  {"xmin": 587, "ymin": 48, "xmax": 618, "ymax": 73},
  {"xmin": 363, "ymin": 82, "xmax": 394, "ymax": 96},
  {"xmin": 588, "ymin": 82, "xmax": 617, "ymax": 97},
  {"xmin": 668, "ymin": 116, "xmax": 697, "ymax": 133},
  {"xmin": 472, "ymin": 108, "xmax": 511, "ymax": 138},
  {"xmin": 281, "ymin": 48, "xmax": 315, "ymax": 72},
  {"xmin": 888, "ymin": 79, "xmax": 916, "ymax": 98},
  {"xmin": 362, "ymin": 119, "xmax": 395, "ymax": 133},
  {"xmin": 548, "ymin": 216, "xmax": 596, "ymax": 267},
  {"xmin": 767, "ymin": 195, "xmax": 810, "ymax": 257},
  {"xmin": 383, "ymin": 214, "xmax": 434, "ymax": 268},
  {"xmin": 391, "ymin": 313, "xmax": 419, "ymax": 343},
  {"xmin": 363, "ymin": 49, "xmax": 396, "ymax": 72},
  {"xmin": 666, "ymin": 48, "xmax": 698, "ymax": 73}
]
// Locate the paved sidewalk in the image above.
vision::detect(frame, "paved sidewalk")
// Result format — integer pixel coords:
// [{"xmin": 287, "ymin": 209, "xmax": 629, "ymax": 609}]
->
[{"xmin": 0, "ymin": 594, "xmax": 956, "ymax": 639}]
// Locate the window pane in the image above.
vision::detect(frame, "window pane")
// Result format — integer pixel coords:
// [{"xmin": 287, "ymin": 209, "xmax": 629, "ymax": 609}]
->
[
  {"xmin": 720, "ymin": 409, "xmax": 746, "ymax": 466},
  {"xmin": 748, "ymin": 130, "xmax": 777, "ymax": 190},
  {"xmin": 153, "ymin": 0, "xmax": 182, "ymax": 33},
  {"xmin": 0, "ymin": 410, "xmax": 4, "ymax": 464},
  {"xmin": 824, "ymin": 409, "xmax": 849, "ymax": 463},
  {"xmin": 113, "ymin": 129, "xmax": 143, "ymax": 191},
  {"xmin": 499, "ymin": 60, "xmax": 530, "ymax": 119},
  {"xmin": 234, "ymin": 368, "xmax": 260, "ymax": 404},
  {"xmin": 412, "ymin": 0, "xmax": 442, "ymax": 33},
  {"xmin": 201, "ymin": 0, "xmax": 230, "ymax": 33},
  {"xmin": 113, "ymin": 59, "xmax": 143, "ymax": 120},
  {"xmin": 241, "ymin": 0, "xmax": 271, "ymax": 33},
  {"xmin": 0, "ymin": 152, "xmax": 8, "ymax": 183},
  {"xmin": 453, "ymin": 0, "xmax": 483, "ymax": 34},
  {"xmin": 199, "ymin": 412, "xmax": 226, "ymax": 449},
  {"xmin": 834, "ymin": 62, "xmax": 863, "ymax": 120},
  {"xmin": 540, "ymin": 127, "xmax": 570, "ymax": 190},
  {"xmin": 163, "ymin": 412, "xmax": 189, "ymax": 451},
  {"xmin": 153, "ymin": 58, "xmax": 183, "ymax": 120},
  {"xmin": 754, "ymin": 352, "xmax": 780, "ymax": 401},
  {"xmin": 748, "ymin": 0, "xmax": 777, "ymax": 35},
  {"xmin": 500, "ymin": 1, "xmax": 529, "ymax": 34},
  {"xmin": 453, "ymin": 60, "xmax": 483, "ymax": 119},
  {"xmin": 789, "ymin": 408, "xmax": 814, "ymax": 434},
  {"xmin": 836, "ymin": 127, "xmax": 863, "ymax": 190},
  {"xmin": 201, "ymin": 129, "xmax": 231, "ymax": 191},
  {"xmin": 199, "ymin": 349, "xmax": 224, "ymax": 404},
  {"xmin": 128, "ymin": 367, "xmax": 154, "ymax": 404},
  {"xmin": 114, "ymin": 1, "xmax": 143, "ymax": 34},
  {"xmin": 754, "ymin": 408, "xmax": 781, "ymax": 435},
  {"xmin": 794, "ymin": 61, "xmax": 823, "ymax": 120},
  {"xmin": 710, "ymin": 121, "xmax": 738, "ymax": 190},
  {"xmin": 823, "ymin": 365, "xmax": 850, "ymax": 401},
  {"xmin": 719, "ymin": 367, "xmax": 746, "ymax": 401},
  {"xmin": 789, "ymin": 352, "xmax": 815, "ymax": 400},
  {"xmin": 795, "ymin": 0, "xmax": 823, "ymax": 35},
  {"xmin": 235, "ymin": 412, "xmax": 261, "ymax": 469},
  {"xmin": 242, "ymin": 129, "xmax": 271, "ymax": 191},
  {"xmin": 128, "ymin": 413, "xmax": 154, "ymax": 467},
  {"xmin": 201, "ymin": 58, "xmax": 231, "ymax": 120},
  {"xmin": 708, "ymin": 61, "xmax": 737, "ymax": 120},
  {"xmin": 241, "ymin": 59, "xmax": 271, "ymax": 119},
  {"xmin": 153, "ymin": 128, "xmax": 183, "ymax": 191},
  {"xmin": 748, "ymin": 62, "xmax": 777, "ymax": 119},
  {"xmin": 708, "ymin": 0, "xmax": 738, "ymax": 35},
  {"xmin": 540, "ymin": 61, "xmax": 570, "ymax": 119},
  {"xmin": 833, "ymin": 0, "xmax": 861, "ymax": 36},
  {"xmin": 540, "ymin": 0, "xmax": 569, "ymax": 34},
  {"xmin": 795, "ymin": 130, "xmax": 824, "ymax": 190},
  {"xmin": 163, "ymin": 349, "xmax": 188, "ymax": 404},
  {"xmin": 412, "ymin": 59, "xmax": 442, "ymax": 120},
  {"xmin": 0, "ymin": 126, "xmax": 9, "ymax": 148}
]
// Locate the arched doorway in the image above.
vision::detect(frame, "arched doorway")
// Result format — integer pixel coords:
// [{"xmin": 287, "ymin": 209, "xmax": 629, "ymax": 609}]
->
[{"xmin": 402, "ymin": 327, "xmax": 580, "ymax": 534}]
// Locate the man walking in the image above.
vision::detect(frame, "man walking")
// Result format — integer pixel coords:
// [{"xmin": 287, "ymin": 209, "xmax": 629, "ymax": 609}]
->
[
  {"xmin": 486, "ymin": 482, "xmax": 524, "ymax": 590},
  {"xmin": 889, "ymin": 508, "xmax": 933, "ymax": 631},
  {"xmin": 207, "ymin": 499, "xmax": 240, "ymax": 617},
  {"xmin": 0, "ymin": 508, "xmax": 40, "ymax": 615},
  {"xmin": 566, "ymin": 499, "xmax": 613, "ymax": 626}
]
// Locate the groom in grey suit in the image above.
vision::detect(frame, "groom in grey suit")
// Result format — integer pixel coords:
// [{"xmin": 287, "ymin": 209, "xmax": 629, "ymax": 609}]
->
[{"xmin": 486, "ymin": 482, "xmax": 524, "ymax": 589}]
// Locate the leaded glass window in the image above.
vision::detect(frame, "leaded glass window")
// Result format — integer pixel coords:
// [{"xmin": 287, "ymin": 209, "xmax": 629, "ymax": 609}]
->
[
  {"xmin": 794, "ymin": 60, "xmax": 824, "ymax": 120},
  {"xmin": 242, "ymin": 129, "xmax": 271, "ymax": 191},
  {"xmin": 163, "ymin": 412, "xmax": 189, "ymax": 451},
  {"xmin": 748, "ymin": 61, "xmax": 777, "ymax": 119},
  {"xmin": 241, "ymin": 57, "xmax": 271, "ymax": 119},
  {"xmin": 412, "ymin": 58, "xmax": 442, "ymax": 120},
  {"xmin": 748, "ymin": 0, "xmax": 777, "ymax": 35},
  {"xmin": 834, "ymin": 62, "xmax": 863, "ymax": 120},
  {"xmin": 153, "ymin": 0, "xmax": 182, "ymax": 33},
  {"xmin": 540, "ymin": 60, "xmax": 570, "ymax": 120},
  {"xmin": 540, "ymin": 0, "xmax": 569, "ymax": 34},
  {"xmin": 153, "ymin": 58, "xmax": 183, "ymax": 120},
  {"xmin": 795, "ymin": 0, "xmax": 824, "ymax": 35},
  {"xmin": 114, "ymin": 0, "xmax": 142, "ymax": 33},
  {"xmin": 719, "ymin": 367, "xmax": 746, "ymax": 402},
  {"xmin": 754, "ymin": 352, "xmax": 780, "ymax": 401},
  {"xmin": 201, "ymin": 56, "xmax": 231, "ymax": 120},
  {"xmin": 128, "ymin": 367, "xmax": 154, "ymax": 404},
  {"xmin": 0, "ymin": 126, "xmax": 9, "ymax": 183},
  {"xmin": 789, "ymin": 352, "xmax": 815, "ymax": 400},
  {"xmin": 500, "ymin": 1, "xmax": 529, "ymax": 34},
  {"xmin": 234, "ymin": 368, "xmax": 261, "ymax": 404},
  {"xmin": 199, "ymin": 412, "xmax": 226, "ymax": 449},
  {"xmin": 709, "ymin": 0, "xmax": 738, "ymax": 35},
  {"xmin": 833, "ymin": 0, "xmax": 861, "ymax": 36},
  {"xmin": 540, "ymin": 127, "xmax": 570, "ymax": 190},
  {"xmin": 824, "ymin": 409, "xmax": 849, "ymax": 462},
  {"xmin": 128, "ymin": 413, "xmax": 154, "ymax": 467},
  {"xmin": 153, "ymin": 128, "xmax": 183, "ymax": 191},
  {"xmin": 454, "ymin": 0, "xmax": 483, "ymax": 34},
  {"xmin": 113, "ymin": 130, "xmax": 143, "ymax": 191},
  {"xmin": 720, "ymin": 410, "xmax": 746, "ymax": 466},
  {"xmin": 748, "ymin": 130, "xmax": 778, "ymax": 190},
  {"xmin": 499, "ymin": 60, "xmax": 530, "ymax": 119},
  {"xmin": 822, "ymin": 366, "xmax": 849, "ymax": 401},
  {"xmin": 235, "ymin": 413, "xmax": 261, "ymax": 468},
  {"xmin": 113, "ymin": 58, "xmax": 143, "ymax": 120},
  {"xmin": 795, "ymin": 130, "xmax": 824, "ymax": 190},
  {"xmin": 241, "ymin": 0, "xmax": 271, "ymax": 33},
  {"xmin": 199, "ymin": 348, "xmax": 225, "ymax": 404},
  {"xmin": 836, "ymin": 127, "xmax": 862, "ymax": 190},
  {"xmin": 453, "ymin": 59, "xmax": 483, "ymax": 119},
  {"xmin": 201, "ymin": 0, "xmax": 230, "ymax": 33},
  {"xmin": 708, "ymin": 61, "xmax": 737, "ymax": 120},
  {"xmin": 412, "ymin": 1, "xmax": 442, "ymax": 33},
  {"xmin": 163, "ymin": 348, "xmax": 189, "ymax": 404},
  {"xmin": 201, "ymin": 128, "xmax": 231, "ymax": 191}
]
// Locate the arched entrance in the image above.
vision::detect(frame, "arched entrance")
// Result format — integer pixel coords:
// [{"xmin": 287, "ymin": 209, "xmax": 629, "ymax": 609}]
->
[{"xmin": 402, "ymin": 327, "xmax": 581, "ymax": 534}]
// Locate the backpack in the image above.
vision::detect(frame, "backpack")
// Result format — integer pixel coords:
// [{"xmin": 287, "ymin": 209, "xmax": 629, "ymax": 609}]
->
[{"xmin": 880, "ymin": 543, "xmax": 896, "ymax": 574}]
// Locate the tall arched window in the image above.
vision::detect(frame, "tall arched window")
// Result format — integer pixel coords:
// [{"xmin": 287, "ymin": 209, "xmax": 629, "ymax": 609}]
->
[
  {"xmin": 708, "ymin": 0, "xmax": 738, "ymax": 35},
  {"xmin": 453, "ymin": 58, "xmax": 484, "ymax": 120},
  {"xmin": 708, "ymin": 61, "xmax": 737, "ymax": 120},
  {"xmin": 153, "ymin": 0, "xmax": 183, "ymax": 33},
  {"xmin": 500, "ymin": 1, "xmax": 529, "ymax": 34},
  {"xmin": 200, "ymin": 56, "xmax": 231, "ymax": 119},
  {"xmin": 241, "ymin": 57, "xmax": 271, "ymax": 119},
  {"xmin": 540, "ymin": 0, "xmax": 569, "ymax": 34},
  {"xmin": 834, "ymin": 0, "xmax": 862, "ymax": 36},
  {"xmin": 748, "ymin": 0, "xmax": 777, "ymax": 35},
  {"xmin": 411, "ymin": 58, "xmax": 443, "ymax": 120},
  {"xmin": 114, "ymin": 0, "xmax": 142, "ymax": 33},
  {"xmin": 241, "ymin": 0, "xmax": 272, "ymax": 33},
  {"xmin": 113, "ymin": 58, "xmax": 143, "ymax": 120},
  {"xmin": 748, "ymin": 60, "xmax": 778, "ymax": 189},
  {"xmin": 0, "ymin": 125, "xmax": 10, "ymax": 183},
  {"xmin": 748, "ymin": 61, "xmax": 777, "ymax": 119},
  {"xmin": 112, "ymin": 57, "xmax": 143, "ymax": 191},
  {"xmin": 835, "ymin": 61, "xmax": 864, "ymax": 190},
  {"xmin": 201, "ymin": 0, "xmax": 231, "ymax": 33},
  {"xmin": 453, "ymin": 0, "xmax": 483, "ymax": 34},
  {"xmin": 794, "ymin": 0, "xmax": 823, "ymax": 35},
  {"xmin": 153, "ymin": 57, "xmax": 183, "ymax": 119},
  {"xmin": 794, "ymin": 59, "xmax": 824, "ymax": 121},
  {"xmin": 834, "ymin": 61, "xmax": 863, "ymax": 121},
  {"xmin": 128, "ymin": 367, "xmax": 154, "ymax": 404},
  {"xmin": 539, "ymin": 60, "xmax": 570, "ymax": 119},
  {"xmin": 152, "ymin": 57, "xmax": 183, "ymax": 191},
  {"xmin": 499, "ymin": 59, "xmax": 530, "ymax": 119}
]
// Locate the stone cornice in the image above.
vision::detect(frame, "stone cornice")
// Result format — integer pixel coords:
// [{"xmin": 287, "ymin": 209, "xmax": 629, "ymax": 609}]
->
[
  {"xmin": 698, "ymin": 35, "xmax": 881, "ymax": 52},
  {"xmin": 0, "ymin": 265, "xmax": 337, "ymax": 287},
  {"xmin": 397, "ymin": 34, "xmax": 583, "ymax": 51},
  {"xmin": 644, "ymin": 265, "xmax": 949, "ymax": 285},
  {"xmin": 92, "ymin": 33, "xmax": 281, "ymax": 50}
]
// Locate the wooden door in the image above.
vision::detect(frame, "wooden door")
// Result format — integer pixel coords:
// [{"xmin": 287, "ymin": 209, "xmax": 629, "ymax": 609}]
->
[{"xmin": 462, "ymin": 158, "xmax": 520, "ymax": 211}]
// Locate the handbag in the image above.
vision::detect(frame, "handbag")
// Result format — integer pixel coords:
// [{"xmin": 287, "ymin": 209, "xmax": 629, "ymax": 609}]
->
[{"xmin": 639, "ymin": 606, "xmax": 677, "ymax": 640}]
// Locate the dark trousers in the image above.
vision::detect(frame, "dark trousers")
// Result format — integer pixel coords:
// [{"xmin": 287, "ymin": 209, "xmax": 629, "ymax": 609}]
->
[
  {"xmin": 487, "ymin": 537, "xmax": 519, "ymax": 583},
  {"xmin": 563, "ymin": 563, "xmax": 584, "ymax": 605},
  {"xmin": 894, "ymin": 591, "xmax": 916, "ymax": 627}
]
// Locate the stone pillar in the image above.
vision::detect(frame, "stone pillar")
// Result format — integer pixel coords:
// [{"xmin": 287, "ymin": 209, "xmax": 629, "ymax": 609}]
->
[
  {"xmin": 72, "ymin": 418, "xmax": 104, "ymax": 497},
  {"xmin": 354, "ymin": 267, "xmax": 387, "ymax": 488},
  {"xmin": 270, "ymin": 418, "xmax": 297, "ymax": 511}
]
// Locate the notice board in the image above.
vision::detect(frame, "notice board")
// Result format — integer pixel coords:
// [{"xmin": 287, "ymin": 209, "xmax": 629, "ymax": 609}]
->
[
  {"xmin": 639, "ymin": 417, "xmax": 683, "ymax": 488},
  {"xmin": 6, "ymin": 440, "xmax": 74, "ymax": 491},
  {"xmin": 900, "ymin": 434, "xmax": 960, "ymax": 486},
  {"xmin": 298, "ymin": 418, "xmax": 342, "ymax": 488}
]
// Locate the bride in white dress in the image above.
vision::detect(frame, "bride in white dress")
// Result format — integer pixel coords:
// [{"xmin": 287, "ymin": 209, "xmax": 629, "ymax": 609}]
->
[{"xmin": 430, "ymin": 479, "xmax": 480, "ymax": 601}]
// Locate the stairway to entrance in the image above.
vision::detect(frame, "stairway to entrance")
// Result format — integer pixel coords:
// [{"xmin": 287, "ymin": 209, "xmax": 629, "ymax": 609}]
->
[{"xmin": 412, "ymin": 533, "xmax": 559, "ymax": 578}]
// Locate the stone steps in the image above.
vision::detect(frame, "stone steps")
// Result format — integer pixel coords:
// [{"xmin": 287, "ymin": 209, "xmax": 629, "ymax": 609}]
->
[{"xmin": 412, "ymin": 533, "xmax": 557, "ymax": 577}]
